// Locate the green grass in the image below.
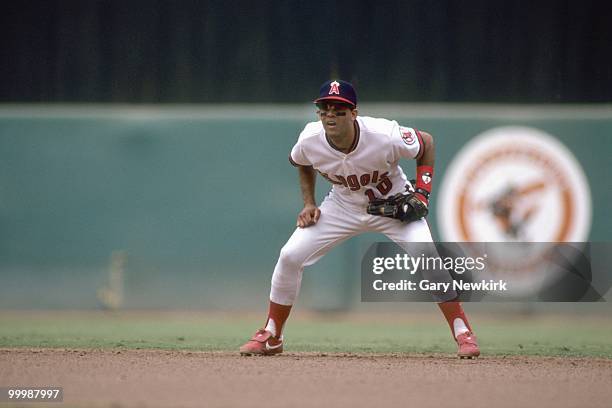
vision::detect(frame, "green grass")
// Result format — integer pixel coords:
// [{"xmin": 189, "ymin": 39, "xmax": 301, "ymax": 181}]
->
[{"xmin": 1, "ymin": 311, "xmax": 611, "ymax": 358}]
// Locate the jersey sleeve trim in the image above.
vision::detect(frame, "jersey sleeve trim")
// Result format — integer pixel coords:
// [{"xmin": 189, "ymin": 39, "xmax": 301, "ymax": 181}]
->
[
  {"xmin": 289, "ymin": 153, "xmax": 310, "ymax": 167},
  {"xmin": 288, "ymin": 154, "xmax": 300, "ymax": 167},
  {"xmin": 415, "ymin": 129, "xmax": 425, "ymax": 160}
]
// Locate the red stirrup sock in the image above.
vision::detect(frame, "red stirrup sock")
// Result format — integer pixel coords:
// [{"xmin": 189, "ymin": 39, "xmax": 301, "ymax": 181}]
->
[
  {"xmin": 438, "ymin": 301, "xmax": 473, "ymax": 339},
  {"xmin": 264, "ymin": 301, "xmax": 292, "ymax": 338}
]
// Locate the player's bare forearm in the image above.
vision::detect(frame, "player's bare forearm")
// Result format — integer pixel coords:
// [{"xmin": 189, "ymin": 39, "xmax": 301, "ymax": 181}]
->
[
  {"xmin": 296, "ymin": 165, "xmax": 321, "ymax": 227},
  {"xmin": 297, "ymin": 165, "xmax": 317, "ymax": 206},
  {"xmin": 417, "ymin": 131, "xmax": 435, "ymax": 167}
]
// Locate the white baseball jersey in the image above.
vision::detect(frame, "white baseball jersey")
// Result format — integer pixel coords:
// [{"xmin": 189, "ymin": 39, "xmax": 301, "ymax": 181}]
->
[
  {"xmin": 270, "ymin": 115, "xmax": 456, "ymax": 306},
  {"xmin": 290, "ymin": 116, "xmax": 424, "ymax": 208}
]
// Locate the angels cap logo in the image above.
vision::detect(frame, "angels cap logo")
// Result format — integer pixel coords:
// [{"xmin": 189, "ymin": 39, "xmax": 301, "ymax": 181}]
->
[
  {"xmin": 329, "ymin": 81, "xmax": 340, "ymax": 95},
  {"xmin": 439, "ymin": 126, "xmax": 591, "ymax": 243}
]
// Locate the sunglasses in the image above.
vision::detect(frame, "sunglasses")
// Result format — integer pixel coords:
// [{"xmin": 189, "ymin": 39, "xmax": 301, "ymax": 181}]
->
[{"xmin": 316, "ymin": 102, "xmax": 353, "ymax": 116}]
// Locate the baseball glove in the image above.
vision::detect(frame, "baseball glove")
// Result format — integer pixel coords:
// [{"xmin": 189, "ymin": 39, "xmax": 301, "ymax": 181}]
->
[{"xmin": 366, "ymin": 192, "xmax": 428, "ymax": 222}]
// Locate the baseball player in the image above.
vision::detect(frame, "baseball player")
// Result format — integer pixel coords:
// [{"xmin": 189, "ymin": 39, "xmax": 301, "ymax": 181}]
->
[{"xmin": 240, "ymin": 80, "xmax": 480, "ymax": 358}]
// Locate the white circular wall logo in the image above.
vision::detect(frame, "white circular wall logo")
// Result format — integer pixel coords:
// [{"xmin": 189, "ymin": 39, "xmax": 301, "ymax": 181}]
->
[{"xmin": 439, "ymin": 126, "xmax": 592, "ymax": 242}]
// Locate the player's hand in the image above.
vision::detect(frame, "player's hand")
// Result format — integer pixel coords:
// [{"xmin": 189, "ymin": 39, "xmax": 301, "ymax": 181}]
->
[{"xmin": 296, "ymin": 204, "xmax": 321, "ymax": 228}]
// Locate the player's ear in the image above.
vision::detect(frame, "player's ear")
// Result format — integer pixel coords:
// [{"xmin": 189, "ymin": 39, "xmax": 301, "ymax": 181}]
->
[{"xmin": 351, "ymin": 108, "xmax": 358, "ymax": 120}]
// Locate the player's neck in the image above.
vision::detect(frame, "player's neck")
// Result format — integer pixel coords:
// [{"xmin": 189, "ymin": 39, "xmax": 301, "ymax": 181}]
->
[{"xmin": 327, "ymin": 121, "xmax": 358, "ymax": 154}]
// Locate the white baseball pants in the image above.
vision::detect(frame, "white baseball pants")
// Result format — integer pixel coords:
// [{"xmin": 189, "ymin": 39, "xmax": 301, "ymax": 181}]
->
[{"xmin": 270, "ymin": 195, "xmax": 453, "ymax": 305}]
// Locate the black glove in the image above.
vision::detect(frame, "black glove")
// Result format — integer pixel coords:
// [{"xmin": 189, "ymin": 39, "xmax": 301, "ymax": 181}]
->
[{"xmin": 367, "ymin": 192, "xmax": 428, "ymax": 222}]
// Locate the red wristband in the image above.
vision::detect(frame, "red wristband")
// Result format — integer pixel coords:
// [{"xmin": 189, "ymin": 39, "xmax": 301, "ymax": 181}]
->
[{"xmin": 415, "ymin": 165, "xmax": 434, "ymax": 202}]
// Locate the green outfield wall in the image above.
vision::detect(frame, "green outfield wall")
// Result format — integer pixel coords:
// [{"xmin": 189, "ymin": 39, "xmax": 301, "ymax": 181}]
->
[{"xmin": 1, "ymin": 105, "xmax": 610, "ymax": 309}]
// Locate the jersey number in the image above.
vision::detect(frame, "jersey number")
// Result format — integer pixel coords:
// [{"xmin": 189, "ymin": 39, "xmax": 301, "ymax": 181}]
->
[{"xmin": 364, "ymin": 177, "xmax": 392, "ymax": 201}]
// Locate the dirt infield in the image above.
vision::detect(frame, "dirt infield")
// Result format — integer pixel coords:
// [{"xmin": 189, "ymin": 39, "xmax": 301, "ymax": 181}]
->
[{"xmin": 2, "ymin": 349, "xmax": 612, "ymax": 408}]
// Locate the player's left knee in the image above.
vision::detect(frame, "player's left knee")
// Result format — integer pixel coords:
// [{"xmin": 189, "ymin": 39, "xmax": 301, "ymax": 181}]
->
[{"xmin": 277, "ymin": 245, "xmax": 305, "ymax": 271}]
